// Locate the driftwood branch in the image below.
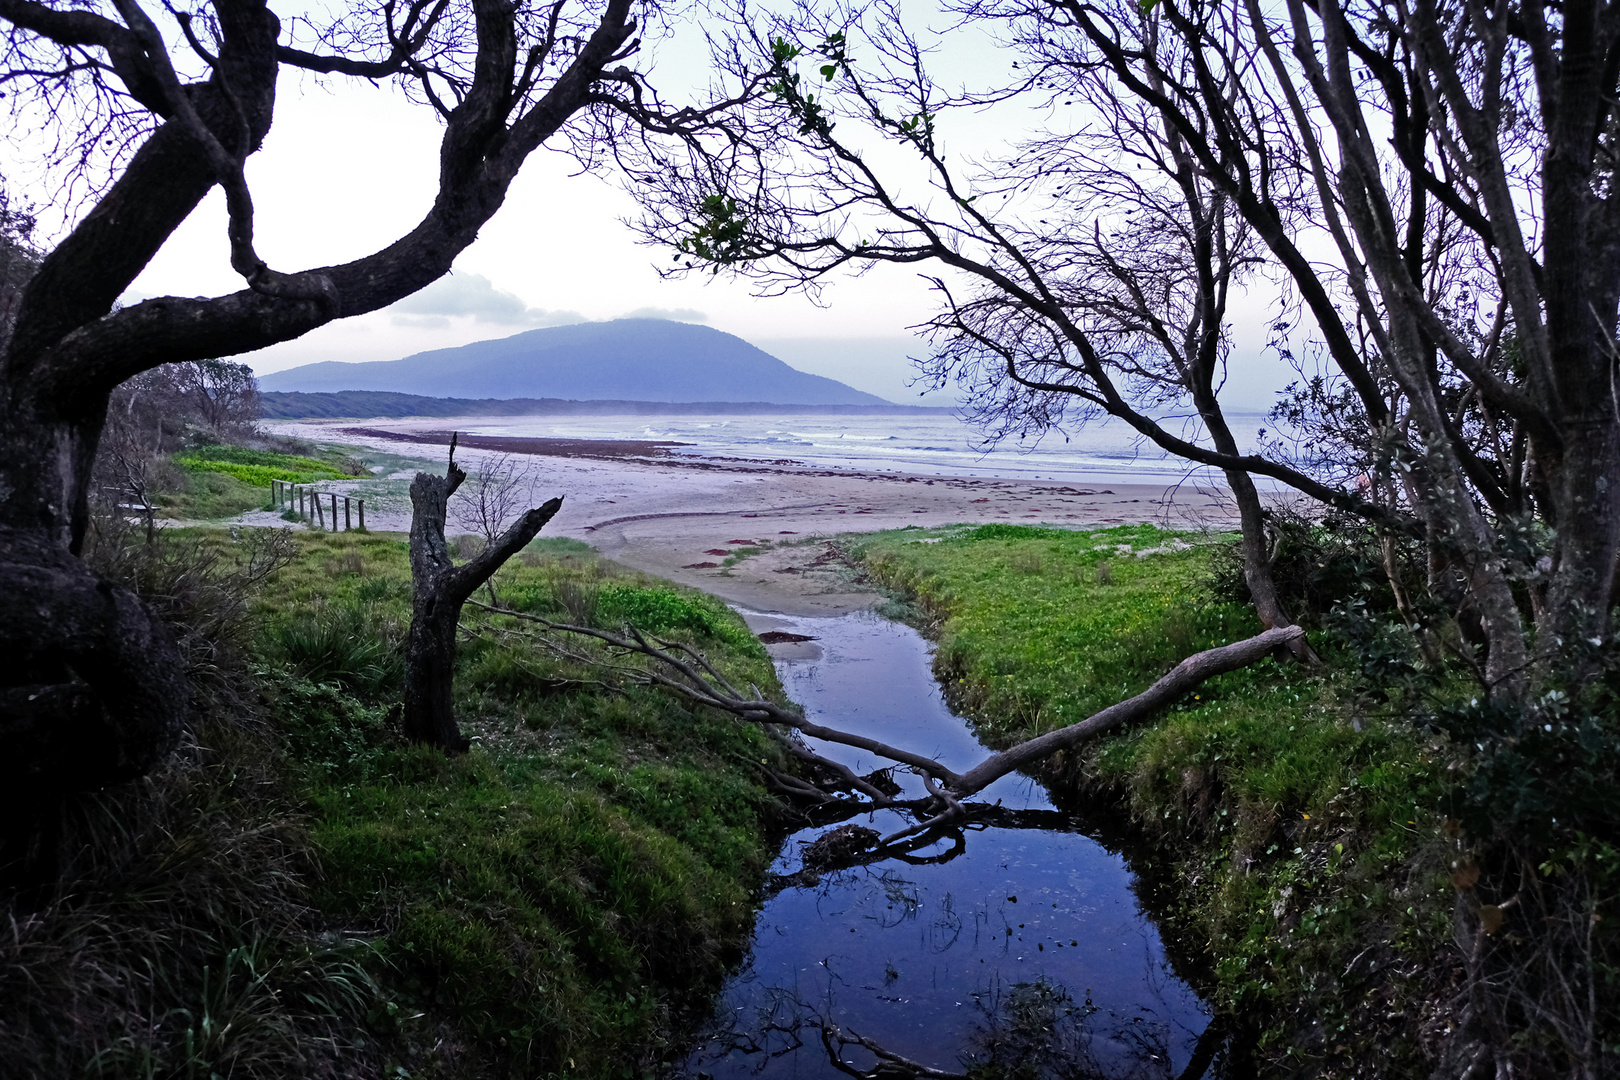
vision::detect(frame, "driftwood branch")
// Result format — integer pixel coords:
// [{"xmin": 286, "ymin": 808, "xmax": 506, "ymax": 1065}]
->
[
  {"xmin": 948, "ymin": 624, "xmax": 1304, "ymax": 796},
  {"xmin": 464, "ymin": 603, "xmax": 1303, "ymax": 808}
]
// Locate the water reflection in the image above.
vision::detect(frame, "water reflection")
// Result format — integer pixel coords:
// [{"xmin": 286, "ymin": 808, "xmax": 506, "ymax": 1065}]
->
[{"xmin": 674, "ymin": 612, "xmax": 1216, "ymax": 1080}]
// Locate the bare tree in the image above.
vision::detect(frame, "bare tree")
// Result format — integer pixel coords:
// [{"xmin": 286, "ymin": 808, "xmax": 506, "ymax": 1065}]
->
[
  {"xmin": 0, "ymin": 0, "xmax": 716, "ymax": 860},
  {"xmin": 451, "ymin": 451, "xmax": 540, "ymax": 603},
  {"xmin": 632, "ymin": 0, "xmax": 1620, "ymax": 706}
]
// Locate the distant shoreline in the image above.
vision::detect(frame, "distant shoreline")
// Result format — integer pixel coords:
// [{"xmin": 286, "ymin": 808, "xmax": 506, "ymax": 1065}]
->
[
  {"xmin": 256, "ymin": 418, "xmax": 1229, "ymax": 617},
  {"xmin": 259, "ymin": 390, "xmax": 957, "ymax": 420}
]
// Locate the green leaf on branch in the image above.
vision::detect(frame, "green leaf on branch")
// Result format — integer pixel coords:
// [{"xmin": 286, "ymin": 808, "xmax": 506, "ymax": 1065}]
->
[
  {"xmin": 898, "ymin": 111, "xmax": 935, "ymax": 144},
  {"xmin": 677, "ymin": 194, "xmax": 754, "ymax": 267}
]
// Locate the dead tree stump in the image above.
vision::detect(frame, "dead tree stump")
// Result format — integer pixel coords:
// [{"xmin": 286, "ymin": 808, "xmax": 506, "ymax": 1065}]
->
[{"xmin": 404, "ymin": 436, "xmax": 561, "ymax": 750}]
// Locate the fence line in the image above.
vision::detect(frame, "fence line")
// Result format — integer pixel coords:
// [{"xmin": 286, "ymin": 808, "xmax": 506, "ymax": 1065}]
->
[{"xmin": 272, "ymin": 479, "xmax": 366, "ymax": 533}]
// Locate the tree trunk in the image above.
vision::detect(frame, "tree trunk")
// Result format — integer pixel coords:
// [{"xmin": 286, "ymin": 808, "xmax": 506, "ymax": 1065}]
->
[
  {"xmin": 403, "ymin": 438, "xmax": 562, "ymax": 750},
  {"xmin": 1537, "ymin": 415, "xmax": 1620, "ymax": 685},
  {"xmin": 1195, "ymin": 385, "xmax": 1308, "ymax": 655},
  {"xmin": 0, "ymin": 524, "xmax": 189, "ymax": 893}
]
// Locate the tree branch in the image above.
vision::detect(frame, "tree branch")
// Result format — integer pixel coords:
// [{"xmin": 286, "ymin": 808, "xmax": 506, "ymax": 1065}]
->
[
  {"xmin": 448, "ymin": 496, "xmax": 564, "ymax": 604},
  {"xmin": 950, "ymin": 624, "xmax": 1302, "ymax": 796},
  {"xmin": 469, "ymin": 603, "xmax": 1303, "ymax": 807}
]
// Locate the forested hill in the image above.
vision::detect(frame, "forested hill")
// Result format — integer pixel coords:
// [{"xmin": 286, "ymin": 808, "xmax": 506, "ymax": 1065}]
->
[
  {"xmin": 258, "ymin": 390, "xmax": 951, "ymax": 419},
  {"xmin": 256, "ymin": 319, "xmax": 892, "ymax": 406}
]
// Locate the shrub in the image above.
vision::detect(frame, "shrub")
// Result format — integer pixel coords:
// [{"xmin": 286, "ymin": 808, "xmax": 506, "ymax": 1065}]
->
[
  {"xmin": 1206, "ymin": 510, "xmax": 1414, "ymax": 625},
  {"xmin": 259, "ymin": 603, "xmax": 402, "ymax": 697}
]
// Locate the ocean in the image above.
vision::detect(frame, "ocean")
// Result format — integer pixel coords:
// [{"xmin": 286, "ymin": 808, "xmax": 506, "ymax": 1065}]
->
[{"xmin": 422, "ymin": 409, "xmax": 1278, "ymax": 486}]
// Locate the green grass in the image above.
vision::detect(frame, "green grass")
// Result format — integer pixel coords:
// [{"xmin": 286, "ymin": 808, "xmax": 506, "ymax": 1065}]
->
[
  {"xmin": 154, "ymin": 443, "xmax": 360, "ymax": 520},
  {"xmin": 851, "ymin": 522, "xmax": 1455, "ymax": 1075},
  {"xmin": 154, "ymin": 467, "xmax": 275, "ymax": 519},
  {"xmin": 251, "ymin": 530, "xmax": 786, "ymax": 1077},
  {"xmin": 175, "ymin": 444, "xmax": 350, "ymax": 486}
]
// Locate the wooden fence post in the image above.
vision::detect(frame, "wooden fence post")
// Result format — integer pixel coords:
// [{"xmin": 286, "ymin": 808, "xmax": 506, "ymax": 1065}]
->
[
  {"xmin": 344, "ymin": 497, "xmax": 352, "ymax": 531},
  {"xmin": 314, "ymin": 492, "xmax": 325, "ymax": 529},
  {"xmin": 331, "ymin": 493, "xmax": 339, "ymax": 531},
  {"xmin": 358, "ymin": 499, "xmax": 365, "ymax": 531}
]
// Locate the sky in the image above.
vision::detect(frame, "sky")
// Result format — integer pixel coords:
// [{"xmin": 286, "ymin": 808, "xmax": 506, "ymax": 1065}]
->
[
  {"xmin": 105, "ymin": 68, "xmax": 975, "ymax": 403},
  {"xmin": 15, "ymin": 2, "xmax": 1290, "ymax": 411}
]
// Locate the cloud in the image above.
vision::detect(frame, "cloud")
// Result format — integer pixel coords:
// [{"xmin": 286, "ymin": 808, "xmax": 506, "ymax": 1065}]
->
[
  {"xmin": 388, "ymin": 272, "xmax": 585, "ymax": 328},
  {"xmin": 619, "ymin": 306, "xmax": 708, "ymax": 323}
]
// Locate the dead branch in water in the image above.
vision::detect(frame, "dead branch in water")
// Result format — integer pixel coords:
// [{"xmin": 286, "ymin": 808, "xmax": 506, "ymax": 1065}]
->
[{"xmin": 463, "ymin": 601, "xmax": 1302, "ymax": 841}]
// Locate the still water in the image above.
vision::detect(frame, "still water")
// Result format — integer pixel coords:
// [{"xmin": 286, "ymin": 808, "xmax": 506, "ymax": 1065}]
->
[{"xmin": 676, "ymin": 613, "xmax": 1219, "ymax": 1079}]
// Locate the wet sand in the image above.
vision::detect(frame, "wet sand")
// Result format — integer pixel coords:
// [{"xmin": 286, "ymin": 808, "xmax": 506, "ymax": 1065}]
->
[{"xmin": 258, "ymin": 419, "xmax": 1242, "ymax": 616}]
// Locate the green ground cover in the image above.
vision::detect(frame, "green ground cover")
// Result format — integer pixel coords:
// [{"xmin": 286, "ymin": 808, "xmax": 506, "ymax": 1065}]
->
[
  {"xmin": 155, "ymin": 444, "xmax": 367, "ymax": 520},
  {"xmin": 851, "ymin": 522, "xmax": 1459, "ymax": 1075},
  {"xmin": 0, "ymin": 526, "xmax": 788, "ymax": 1080},
  {"xmin": 253, "ymin": 530, "xmax": 787, "ymax": 1077},
  {"xmin": 154, "ymin": 441, "xmax": 436, "ymax": 522},
  {"xmin": 175, "ymin": 444, "xmax": 353, "ymax": 486},
  {"xmin": 152, "ymin": 464, "xmax": 275, "ymax": 519}
]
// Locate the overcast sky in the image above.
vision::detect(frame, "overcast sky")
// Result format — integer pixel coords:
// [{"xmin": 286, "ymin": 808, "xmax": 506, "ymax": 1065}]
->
[{"xmin": 17, "ymin": 5, "xmax": 1289, "ymax": 411}]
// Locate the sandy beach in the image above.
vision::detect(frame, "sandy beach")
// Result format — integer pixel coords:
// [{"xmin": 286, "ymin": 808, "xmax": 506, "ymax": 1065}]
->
[{"xmin": 253, "ymin": 419, "xmax": 1242, "ymax": 616}]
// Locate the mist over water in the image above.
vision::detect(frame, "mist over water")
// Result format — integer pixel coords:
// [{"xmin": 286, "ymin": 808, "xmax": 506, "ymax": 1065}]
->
[{"xmin": 444, "ymin": 411, "xmax": 1276, "ymax": 486}]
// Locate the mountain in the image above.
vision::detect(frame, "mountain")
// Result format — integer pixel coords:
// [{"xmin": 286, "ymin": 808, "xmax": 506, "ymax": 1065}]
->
[
  {"xmin": 258, "ymin": 391, "xmax": 951, "ymax": 419},
  {"xmin": 256, "ymin": 319, "xmax": 892, "ymax": 406}
]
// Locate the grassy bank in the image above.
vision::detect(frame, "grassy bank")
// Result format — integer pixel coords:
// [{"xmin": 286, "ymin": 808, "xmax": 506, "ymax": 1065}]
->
[
  {"xmin": 852, "ymin": 523, "xmax": 1459, "ymax": 1076},
  {"xmin": 2, "ymin": 528, "xmax": 789, "ymax": 1079}
]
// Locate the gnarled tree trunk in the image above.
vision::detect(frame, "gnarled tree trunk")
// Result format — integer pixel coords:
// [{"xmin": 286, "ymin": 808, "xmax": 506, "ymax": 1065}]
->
[
  {"xmin": 404, "ymin": 437, "xmax": 561, "ymax": 750},
  {"xmin": 0, "ymin": 0, "xmax": 663, "ymax": 893}
]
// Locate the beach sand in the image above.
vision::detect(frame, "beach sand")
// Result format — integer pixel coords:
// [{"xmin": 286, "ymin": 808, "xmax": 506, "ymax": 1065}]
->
[{"xmin": 252, "ymin": 419, "xmax": 1240, "ymax": 616}]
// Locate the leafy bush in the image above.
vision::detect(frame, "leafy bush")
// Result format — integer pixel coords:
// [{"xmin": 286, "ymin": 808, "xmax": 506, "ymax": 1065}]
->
[
  {"xmin": 268, "ymin": 674, "xmax": 390, "ymax": 782},
  {"xmin": 1205, "ymin": 510, "xmax": 1411, "ymax": 626}
]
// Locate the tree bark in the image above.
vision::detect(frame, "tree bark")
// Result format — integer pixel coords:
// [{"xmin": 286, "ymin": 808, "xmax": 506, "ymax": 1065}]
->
[
  {"xmin": 403, "ymin": 439, "xmax": 562, "ymax": 750},
  {"xmin": 0, "ymin": 0, "xmax": 639, "ymax": 816}
]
